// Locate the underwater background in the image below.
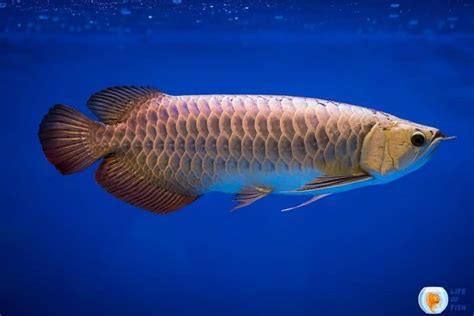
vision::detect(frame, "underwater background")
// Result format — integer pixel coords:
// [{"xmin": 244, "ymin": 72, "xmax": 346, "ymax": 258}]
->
[{"xmin": 1, "ymin": 1, "xmax": 473, "ymax": 315}]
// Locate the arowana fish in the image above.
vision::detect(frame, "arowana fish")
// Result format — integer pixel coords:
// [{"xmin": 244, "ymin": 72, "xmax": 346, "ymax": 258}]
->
[{"xmin": 38, "ymin": 86, "xmax": 451, "ymax": 214}]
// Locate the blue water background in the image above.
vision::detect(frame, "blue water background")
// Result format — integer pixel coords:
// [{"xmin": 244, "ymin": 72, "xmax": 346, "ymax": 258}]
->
[{"xmin": 1, "ymin": 1, "xmax": 473, "ymax": 315}]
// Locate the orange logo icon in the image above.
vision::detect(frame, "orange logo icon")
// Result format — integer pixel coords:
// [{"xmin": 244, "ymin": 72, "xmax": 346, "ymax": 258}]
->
[{"xmin": 418, "ymin": 287, "xmax": 449, "ymax": 314}]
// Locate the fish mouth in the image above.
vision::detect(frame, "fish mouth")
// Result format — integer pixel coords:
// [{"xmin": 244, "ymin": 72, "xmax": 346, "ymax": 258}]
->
[
  {"xmin": 421, "ymin": 130, "xmax": 455, "ymax": 160},
  {"xmin": 433, "ymin": 130, "xmax": 456, "ymax": 141}
]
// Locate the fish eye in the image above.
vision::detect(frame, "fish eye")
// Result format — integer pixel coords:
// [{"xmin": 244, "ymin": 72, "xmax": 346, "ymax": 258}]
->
[{"xmin": 411, "ymin": 131, "xmax": 426, "ymax": 147}]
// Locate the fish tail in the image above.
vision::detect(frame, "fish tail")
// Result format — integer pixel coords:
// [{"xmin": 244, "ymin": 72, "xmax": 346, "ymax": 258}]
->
[{"xmin": 38, "ymin": 104, "xmax": 106, "ymax": 175}]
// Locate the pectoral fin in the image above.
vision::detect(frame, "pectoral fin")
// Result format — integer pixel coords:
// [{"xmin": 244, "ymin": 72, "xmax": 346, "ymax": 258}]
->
[
  {"xmin": 281, "ymin": 194, "xmax": 332, "ymax": 212},
  {"xmin": 232, "ymin": 186, "xmax": 272, "ymax": 210},
  {"xmin": 295, "ymin": 173, "xmax": 373, "ymax": 192}
]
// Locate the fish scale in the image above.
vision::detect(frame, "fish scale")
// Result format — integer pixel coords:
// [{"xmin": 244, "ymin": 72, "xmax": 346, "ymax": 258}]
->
[{"xmin": 94, "ymin": 94, "xmax": 378, "ymax": 195}]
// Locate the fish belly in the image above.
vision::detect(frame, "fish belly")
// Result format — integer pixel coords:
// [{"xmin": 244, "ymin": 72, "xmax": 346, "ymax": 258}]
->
[{"xmin": 206, "ymin": 169, "xmax": 323, "ymax": 194}]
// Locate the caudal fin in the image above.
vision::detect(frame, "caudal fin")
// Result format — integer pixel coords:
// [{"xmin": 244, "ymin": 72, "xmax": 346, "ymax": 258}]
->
[{"xmin": 39, "ymin": 104, "xmax": 102, "ymax": 175}]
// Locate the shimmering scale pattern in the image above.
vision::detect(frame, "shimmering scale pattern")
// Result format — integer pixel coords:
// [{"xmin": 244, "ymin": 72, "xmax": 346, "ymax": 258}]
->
[{"xmin": 95, "ymin": 95, "xmax": 380, "ymax": 195}]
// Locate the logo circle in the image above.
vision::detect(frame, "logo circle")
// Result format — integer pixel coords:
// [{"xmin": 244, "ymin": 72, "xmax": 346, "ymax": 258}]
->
[{"xmin": 418, "ymin": 287, "xmax": 449, "ymax": 314}]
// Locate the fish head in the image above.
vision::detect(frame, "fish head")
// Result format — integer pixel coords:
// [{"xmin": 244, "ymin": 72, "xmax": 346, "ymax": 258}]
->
[{"xmin": 360, "ymin": 119, "xmax": 452, "ymax": 182}]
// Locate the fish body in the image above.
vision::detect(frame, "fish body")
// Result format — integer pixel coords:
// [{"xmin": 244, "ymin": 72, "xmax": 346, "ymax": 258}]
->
[
  {"xmin": 39, "ymin": 86, "xmax": 449, "ymax": 214},
  {"xmin": 94, "ymin": 93, "xmax": 378, "ymax": 194}
]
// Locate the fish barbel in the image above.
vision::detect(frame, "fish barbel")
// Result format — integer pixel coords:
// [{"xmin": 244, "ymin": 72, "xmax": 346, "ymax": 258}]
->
[{"xmin": 38, "ymin": 86, "xmax": 450, "ymax": 214}]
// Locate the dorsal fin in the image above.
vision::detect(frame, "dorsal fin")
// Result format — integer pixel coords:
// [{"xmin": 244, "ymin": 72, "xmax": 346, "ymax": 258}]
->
[{"xmin": 87, "ymin": 86, "xmax": 161, "ymax": 124}]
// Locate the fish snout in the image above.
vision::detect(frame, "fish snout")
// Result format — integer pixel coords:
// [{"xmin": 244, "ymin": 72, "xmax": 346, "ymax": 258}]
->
[{"xmin": 433, "ymin": 130, "xmax": 456, "ymax": 141}]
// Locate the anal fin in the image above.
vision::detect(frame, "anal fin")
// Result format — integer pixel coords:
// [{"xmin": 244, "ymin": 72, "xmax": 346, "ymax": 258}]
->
[
  {"xmin": 96, "ymin": 154, "xmax": 199, "ymax": 214},
  {"xmin": 232, "ymin": 186, "xmax": 272, "ymax": 210}
]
